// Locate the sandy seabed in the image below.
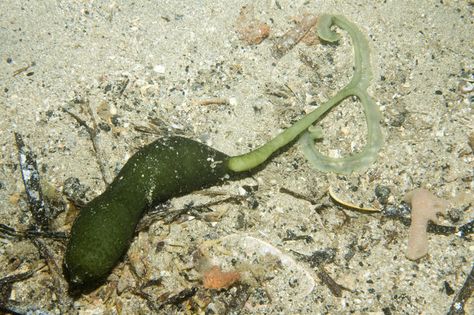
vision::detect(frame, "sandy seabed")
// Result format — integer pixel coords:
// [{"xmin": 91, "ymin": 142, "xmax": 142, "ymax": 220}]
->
[{"xmin": 0, "ymin": 1, "xmax": 473, "ymax": 314}]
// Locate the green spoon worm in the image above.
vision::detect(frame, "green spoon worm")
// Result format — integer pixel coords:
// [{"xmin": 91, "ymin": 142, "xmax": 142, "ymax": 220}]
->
[{"xmin": 65, "ymin": 14, "xmax": 383, "ymax": 292}]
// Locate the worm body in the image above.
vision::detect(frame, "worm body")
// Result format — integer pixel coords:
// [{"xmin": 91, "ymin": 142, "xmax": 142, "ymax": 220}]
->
[{"xmin": 65, "ymin": 136, "xmax": 231, "ymax": 290}]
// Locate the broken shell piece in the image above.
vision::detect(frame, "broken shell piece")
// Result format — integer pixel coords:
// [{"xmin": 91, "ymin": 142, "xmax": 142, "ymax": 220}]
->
[
  {"xmin": 404, "ymin": 188, "xmax": 449, "ymax": 260},
  {"xmin": 329, "ymin": 186, "xmax": 380, "ymax": 212}
]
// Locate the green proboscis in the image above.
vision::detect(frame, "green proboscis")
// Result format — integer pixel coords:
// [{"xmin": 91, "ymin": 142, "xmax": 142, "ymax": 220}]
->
[{"xmin": 228, "ymin": 14, "xmax": 383, "ymax": 173}]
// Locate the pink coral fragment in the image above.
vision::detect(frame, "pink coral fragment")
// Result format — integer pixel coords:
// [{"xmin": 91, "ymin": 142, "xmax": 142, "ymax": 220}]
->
[{"xmin": 404, "ymin": 188, "xmax": 449, "ymax": 260}]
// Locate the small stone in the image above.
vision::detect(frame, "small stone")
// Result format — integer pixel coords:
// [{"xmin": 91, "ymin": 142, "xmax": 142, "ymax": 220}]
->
[
  {"xmin": 375, "ymin": 185, "xmax": 391, "ymax": 205},
  {"xmin": 448, "ymin": 208, "xmax": 463, "ymax": 223}
]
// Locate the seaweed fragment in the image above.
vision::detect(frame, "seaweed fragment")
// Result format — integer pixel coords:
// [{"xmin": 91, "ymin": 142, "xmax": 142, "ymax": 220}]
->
[
  {"xmin": 0, "ymin": 223, "xmax": 67, "ymax": 241},
  {"xmin": 282, "ymin": 230, "xmax": 314, "ymax": 243},
  {"xmin": 160, "ymin": 287, "xmax": 198, "ymax": 310},
  {"xmin": 137, "ymin": 195, "xmax": 244, "ymax": 231},
  {"xmin": 63, "ymin": 106, "xmax": 109, "ymax": 185},
  {"xmin": 9, "ymin": 134, "xmax": 73, "ymax": 311},
  {"xmin": 447, "ymin": 264, "xmax": 474, "ymax": 315},
  {"xmin": 0, "ymin": 270, "xmax": 34, "ymax": 293},
  {"xmin": 279, "ymin": 187, "xmax": 319, "ymax": 205},
  {"xmin": 317, "ymin": 267, "xmax": 345, "ymax": 297},
  {"xmin": 382, "ymin": 204, "xmax": 472, "ymax": 237},
  {"xmin": 0, "ymin": 270, "xmax": 34, "ymax": 314},
  {"xmin": 458, "ymin": 219, "xmax": 473, "ymax": 237},
  {"xmin": 0, "ymin": 223, "xmax": 20, "ymax": 239},
  {"xmin": 14, "ymin": 133, "xmax": 53, "ymax": 231},
  {"xmin": 291, "ymin": 248, "xmax": 337, "ymax": 268},
  {"xmin": 291, "ymin": 248, "xmax": 348, "ymax": 297},
  {"xmin": 30, "ymin": 238, "xmax": 71, "ymax": 310}
]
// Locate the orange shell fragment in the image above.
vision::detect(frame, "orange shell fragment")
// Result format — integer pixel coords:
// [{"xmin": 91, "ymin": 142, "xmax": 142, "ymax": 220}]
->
[{"xmin": 202, "ymin": 266, "xmax": 240, "ymax": 289}]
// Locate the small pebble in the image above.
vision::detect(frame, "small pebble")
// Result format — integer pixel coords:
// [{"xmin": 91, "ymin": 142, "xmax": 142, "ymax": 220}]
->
[
  {"xmin": 375, "ymin": 185, "xmax": 391, "ymax": 205},
  {"xmin": 448, "ymin": 208, "xmax": 463, "ymax": 223}
]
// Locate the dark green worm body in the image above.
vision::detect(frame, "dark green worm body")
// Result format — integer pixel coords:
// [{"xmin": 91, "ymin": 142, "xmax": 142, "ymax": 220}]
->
[{"xmin": 65, "ymin": 136, "xmax": 232, "ymax": 290}]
